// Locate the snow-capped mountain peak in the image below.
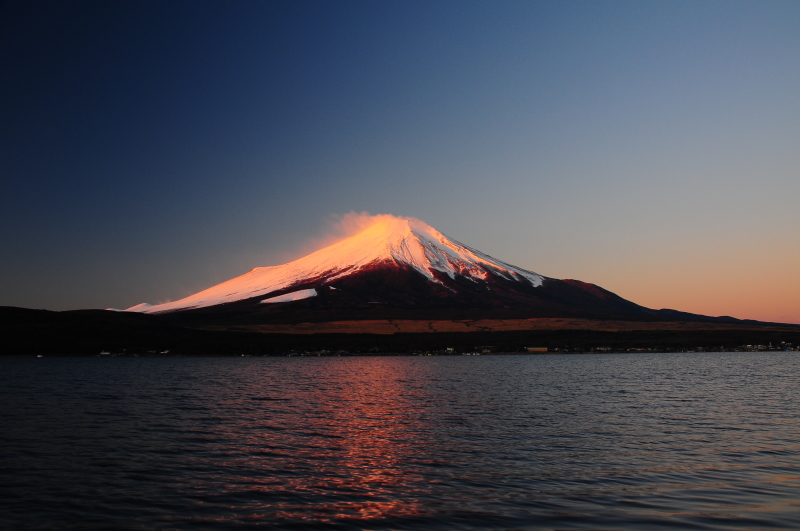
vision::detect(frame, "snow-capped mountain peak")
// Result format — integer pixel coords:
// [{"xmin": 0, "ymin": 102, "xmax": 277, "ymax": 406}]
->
[{"xmin": 125, "ymin": 216, "xmax": 544, "ymax": 314}]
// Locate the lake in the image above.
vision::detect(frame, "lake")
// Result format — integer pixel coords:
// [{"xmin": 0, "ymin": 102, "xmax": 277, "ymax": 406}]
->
[{"xmin": 1, "ymin": 353, "xmax": 799, "ymax": 530}]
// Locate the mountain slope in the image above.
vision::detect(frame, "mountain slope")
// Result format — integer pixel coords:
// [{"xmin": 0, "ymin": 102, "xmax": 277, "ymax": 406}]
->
[
  {"xmin": 124, "ymin": 216, "xmax": 733, "ymax": 324},
  {"xmin": 127, "ymin": 217, "xmax": 545, "ymax": 314}
]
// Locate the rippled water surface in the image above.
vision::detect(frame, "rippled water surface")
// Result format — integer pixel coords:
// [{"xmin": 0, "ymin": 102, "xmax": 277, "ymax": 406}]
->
[{"xmin": 2, "ymin": 353, "xmax": 799, "ymax": 530}]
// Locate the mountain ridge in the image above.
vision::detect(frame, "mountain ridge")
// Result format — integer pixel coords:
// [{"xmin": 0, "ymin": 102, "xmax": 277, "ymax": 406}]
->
[
  {"xmin": 125, "ymin": 217, "xmax": 545, "ymax": 314},
  {"xmin": 120, "ymin": 215, "xmax": 755, "ymax": 326}
]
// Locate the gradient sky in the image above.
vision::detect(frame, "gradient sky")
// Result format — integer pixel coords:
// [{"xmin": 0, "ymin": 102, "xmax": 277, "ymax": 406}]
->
[{"xmin": 2, "ymin": 0, "xmax": 799, "ymax": 323}]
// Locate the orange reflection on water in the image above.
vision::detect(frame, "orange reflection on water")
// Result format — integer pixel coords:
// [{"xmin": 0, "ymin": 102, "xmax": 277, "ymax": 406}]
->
[{"xmin": 209, "ymin": 358, "xmax": 434, "ymax": 524}]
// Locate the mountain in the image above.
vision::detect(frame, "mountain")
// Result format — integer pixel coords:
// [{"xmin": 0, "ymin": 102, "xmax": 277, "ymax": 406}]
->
[
  {"xmin": 123, "ymin": 216, "xmax": 738, "ymax": 325},
  {"xmin": 5, "ymin": 215, "xmax": 789, "ymax": 356}
]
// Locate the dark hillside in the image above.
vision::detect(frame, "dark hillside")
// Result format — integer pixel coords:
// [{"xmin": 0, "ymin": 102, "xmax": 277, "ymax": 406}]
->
[{"xmin": 2, "ymin": 306, "xmax": 799, "ymax": 356}]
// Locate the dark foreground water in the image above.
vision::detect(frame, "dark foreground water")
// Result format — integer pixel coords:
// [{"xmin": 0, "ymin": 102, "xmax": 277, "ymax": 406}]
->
[{"xmin": 1, "ymin": 353, "xmax": 799, "ymax": 530}]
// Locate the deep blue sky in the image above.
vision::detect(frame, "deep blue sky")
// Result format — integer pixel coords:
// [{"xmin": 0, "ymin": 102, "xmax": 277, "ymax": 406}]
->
[{"xmin": 2, "ymin": 1, "xmax": 799, "ymax": 322}]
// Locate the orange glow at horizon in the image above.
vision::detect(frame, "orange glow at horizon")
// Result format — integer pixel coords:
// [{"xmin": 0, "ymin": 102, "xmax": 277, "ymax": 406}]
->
[{"xmin": 566, "ymin": 245, "xmax": 800, "ymax": 325}]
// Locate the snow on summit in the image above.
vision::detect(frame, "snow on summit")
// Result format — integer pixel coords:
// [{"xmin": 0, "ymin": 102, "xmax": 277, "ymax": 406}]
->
[{"xmin": 125, "ymin": 216, "xmax": 544, "ymax": 314}]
